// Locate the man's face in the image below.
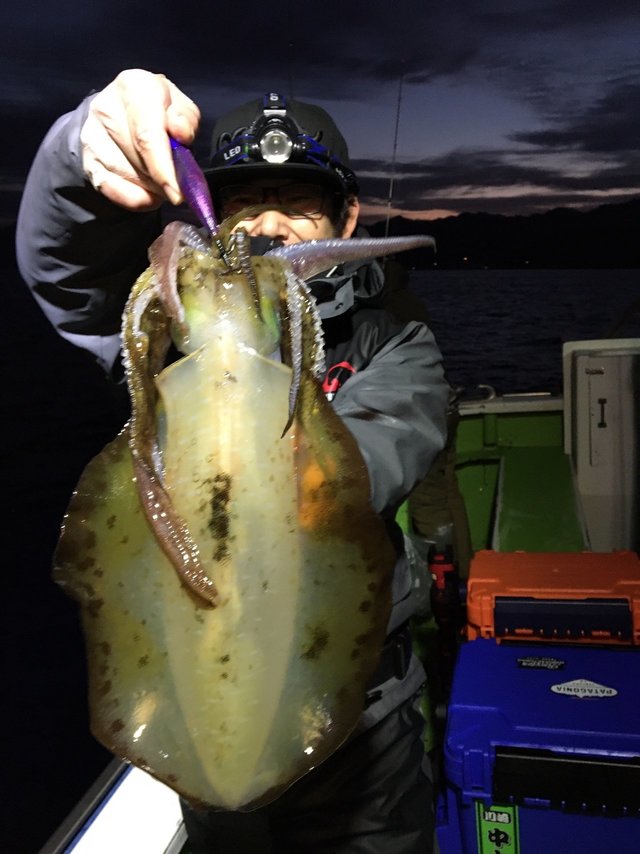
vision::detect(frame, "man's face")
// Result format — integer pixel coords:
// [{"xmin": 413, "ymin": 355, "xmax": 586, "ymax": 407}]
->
[{"xmin": 218, "ymin": 179, "xmax": 359, "ymax": 246}]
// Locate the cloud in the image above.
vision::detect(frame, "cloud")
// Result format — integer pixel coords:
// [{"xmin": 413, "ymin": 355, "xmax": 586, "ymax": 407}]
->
[
  {"xmin": 349, "ymin": 28, "xmax": 640, "ymax": 218},
  {"xmin": 1, "ymin": 1, "xmax": 640, "ymax": 220},
  {"xmin": 510, "ymin": 79, "xmax": 640, "ymax": 155},
  {"xmin": 354, "ymin": 120, "xmax": 640, "ymax": 217}
]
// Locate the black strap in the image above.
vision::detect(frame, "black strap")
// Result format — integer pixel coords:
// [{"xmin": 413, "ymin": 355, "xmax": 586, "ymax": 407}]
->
[{"xmin": 365, "ymin": 623, "xmax": 413, "ymax": 704}]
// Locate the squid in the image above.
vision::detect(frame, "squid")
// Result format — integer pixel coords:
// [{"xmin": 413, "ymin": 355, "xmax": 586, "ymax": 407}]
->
[{"xmin": 53, "ymin": 210, "xmax": 435, "ymax": 809}]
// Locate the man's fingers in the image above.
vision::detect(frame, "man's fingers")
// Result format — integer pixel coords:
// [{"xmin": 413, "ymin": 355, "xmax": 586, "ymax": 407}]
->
[
  {"xmin": 81, "ymin": 69, "xmax": 202, "ymax": 209},
  {"xmin": 119, "ymin": 72, "xmax": 200, "ymax": 200},
  {"xmin": 117, "ymin": 71, "xmax": 181, "ymax": 199},
  {"xmin": 81, "ymin": 112, "xmax": 167, "ymax": 209},
  {"xmin": 98, "ymin": 174, "xmax": 166, "ymax": 211},
  {"xmin": 165, "ymin": 79, "xmax": 201, "ymax": 142}
]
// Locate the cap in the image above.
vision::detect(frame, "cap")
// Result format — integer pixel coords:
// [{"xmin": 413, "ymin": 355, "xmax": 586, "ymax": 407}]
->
[{"xmin": 203, "ymin": 92, "xmax": 359, "ymax": 199}]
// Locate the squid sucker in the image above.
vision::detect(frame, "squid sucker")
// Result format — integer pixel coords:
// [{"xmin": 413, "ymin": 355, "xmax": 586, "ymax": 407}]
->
[{"xmin": 53, "ymin": 212, "xmax": 435, "ymax": 810}]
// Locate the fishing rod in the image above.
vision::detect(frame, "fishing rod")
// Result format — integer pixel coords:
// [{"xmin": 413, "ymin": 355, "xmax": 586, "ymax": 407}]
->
[{"xmin": 384, "ymin": 69, "xmax": 404, "ymax": 238}]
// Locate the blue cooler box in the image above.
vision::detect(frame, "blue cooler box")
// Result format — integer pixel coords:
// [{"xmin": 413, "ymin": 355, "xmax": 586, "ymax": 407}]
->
[{"xmin": 437, "ymin": 639, "xmax": 640, "ymax": 853}]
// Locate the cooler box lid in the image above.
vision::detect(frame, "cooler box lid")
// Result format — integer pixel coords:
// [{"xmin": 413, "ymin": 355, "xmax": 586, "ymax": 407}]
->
[
  {"xmin": 466, "ymin": 550, "xmax": 640, "ymax": 644},
  {"xmin": 444, "ymin": 639, "xmax": 640, "ymax": 811}
]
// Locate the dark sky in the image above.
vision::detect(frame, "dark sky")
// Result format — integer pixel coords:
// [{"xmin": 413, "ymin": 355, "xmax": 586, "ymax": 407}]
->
[{"xmin": 2, "ymin": 0, "xmax": 640, "ymax": 224}]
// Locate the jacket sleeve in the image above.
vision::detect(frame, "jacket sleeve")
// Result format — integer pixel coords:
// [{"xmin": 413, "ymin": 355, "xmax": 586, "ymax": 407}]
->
[
  {"xmin": 331, "ymin": 319, "xmax": 448, "ymax": 515},
  {"xmin": 15, "ymin": 96, "xmax": 161, "ymax": 375}
]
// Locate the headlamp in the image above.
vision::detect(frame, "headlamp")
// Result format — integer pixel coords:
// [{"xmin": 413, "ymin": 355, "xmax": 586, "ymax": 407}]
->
[
  {"xmin": 210, "ymin": 92, "xmax": 358, "ymax": 195},
  {"xmin": 241, "ymin": 94, "xmax": 314, "ymax": 166}
]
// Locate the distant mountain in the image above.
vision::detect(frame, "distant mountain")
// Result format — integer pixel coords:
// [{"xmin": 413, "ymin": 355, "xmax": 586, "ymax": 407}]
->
[
  {"xmin": 4, "ymin": 197, "xmax": 639, "ymax": 272},
  {"xmin": 367, "ymin": 198, "xmax": 640, "ymax": 269}
]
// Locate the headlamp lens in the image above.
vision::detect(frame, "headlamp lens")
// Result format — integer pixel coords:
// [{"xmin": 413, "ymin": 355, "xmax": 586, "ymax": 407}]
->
[{"xmin": 259, "ymin": 129, "xmax": 293, "ymax": 164}]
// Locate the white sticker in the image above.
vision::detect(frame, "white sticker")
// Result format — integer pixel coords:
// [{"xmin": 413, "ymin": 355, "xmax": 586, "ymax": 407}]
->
[{"xmin": 550, "ymin": 678, "xmax": 618, "ymax": 699}]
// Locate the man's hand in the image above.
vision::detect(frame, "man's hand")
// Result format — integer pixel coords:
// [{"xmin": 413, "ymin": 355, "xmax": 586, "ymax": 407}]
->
[{"xmin": 80, "ymin": 69, "xmax": 201, "ymax": 210}]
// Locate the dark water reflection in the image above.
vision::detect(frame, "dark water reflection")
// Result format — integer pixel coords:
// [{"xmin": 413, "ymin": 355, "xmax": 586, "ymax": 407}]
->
[{"xmin": 410, "ymin": 268, "xmax": 640, "ymax": 395}]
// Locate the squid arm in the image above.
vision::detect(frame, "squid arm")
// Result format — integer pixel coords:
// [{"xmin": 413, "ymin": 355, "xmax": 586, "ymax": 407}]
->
[
  {"xmin": 271, "ymin": 234, "xmax": 435, "ymax": 431},
  {"xmin": 266, "ymin": 234, "xmax": 436, "ymax": 281},
  {"xmin": 122, "ymin": 223, "xmax": 219, "ymax": 607}
]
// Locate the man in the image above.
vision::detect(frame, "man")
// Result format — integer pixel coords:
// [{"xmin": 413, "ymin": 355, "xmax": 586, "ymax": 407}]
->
[{"xmin": 17, "ymin": 69, "xmax": 448, "ymax": 853}]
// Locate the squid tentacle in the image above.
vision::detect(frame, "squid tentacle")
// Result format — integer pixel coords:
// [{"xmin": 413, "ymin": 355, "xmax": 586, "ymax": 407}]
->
[
  {"xmin": 148, "ymin": 221, "xmax": 210, "ymax": 330},
  {"xmin": 122, "ymin": 224, "xmax": 219, "ymax": 607},
  {"xmin": 280, "ymin": 269, "xmax": 326, "ymax": 436},
  {"xmin": 266, "ymin": 235, "xmax": 435, "ymax": 282},
  {"xmin": 234, "ymin": 230, "xmax": 263, "ymax": 319}
]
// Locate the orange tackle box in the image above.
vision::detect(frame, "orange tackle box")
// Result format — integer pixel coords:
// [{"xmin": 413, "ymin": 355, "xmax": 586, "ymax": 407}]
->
[{"xmin": 466, "ymin": 549, "xmax": 640, "ymax": 645}]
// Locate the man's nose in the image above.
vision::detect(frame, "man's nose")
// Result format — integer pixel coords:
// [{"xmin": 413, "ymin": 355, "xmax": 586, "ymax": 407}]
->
[{"xmin": 253, "ymin": 209, "xmax": 289, "ymax": 239}]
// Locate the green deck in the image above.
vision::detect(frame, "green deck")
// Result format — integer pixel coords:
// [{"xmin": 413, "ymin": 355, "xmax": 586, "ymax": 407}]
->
[
  {"xmin": 493, "ymin": 446, "xmax": 585, "ymax": 551},
  {"xmin": 455, "ymin": 401, "xmax": 587, "ymax": 553}
]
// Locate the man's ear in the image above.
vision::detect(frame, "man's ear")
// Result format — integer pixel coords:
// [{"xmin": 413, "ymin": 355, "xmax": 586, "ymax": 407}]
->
[{"xmin": 340, "ymin": 197, "xmax": 360, "ymax": 238}]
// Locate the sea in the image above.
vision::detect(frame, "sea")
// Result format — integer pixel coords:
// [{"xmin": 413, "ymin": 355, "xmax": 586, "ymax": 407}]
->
[
  {"xmin": 409, "ymin": 267, "xmax": 640, "ymax": 395},
  {"xmin": 2, "ymin": 264, "xmax": 639, "ymax": 852}
]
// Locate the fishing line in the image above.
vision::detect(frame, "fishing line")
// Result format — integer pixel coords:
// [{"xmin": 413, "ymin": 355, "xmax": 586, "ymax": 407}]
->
[{"xmin": 384, "ymin": 67, "xmax": 404, "ymax": 239}]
